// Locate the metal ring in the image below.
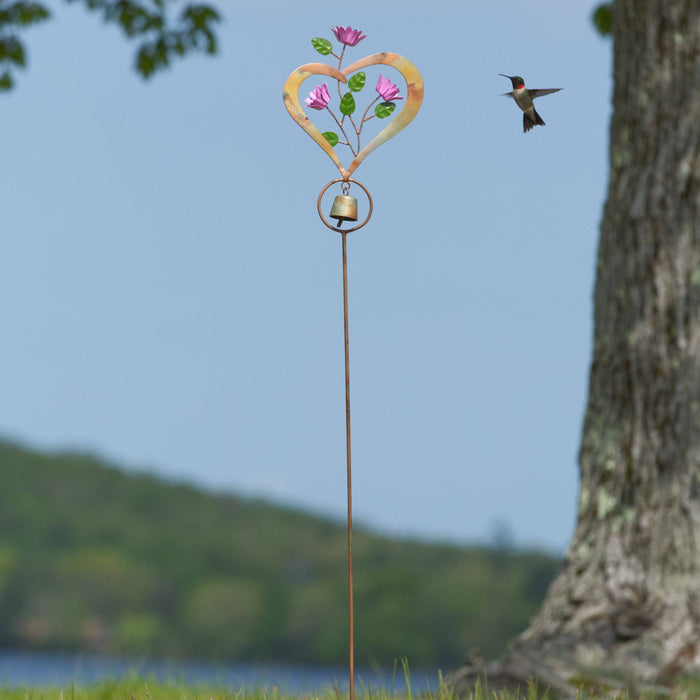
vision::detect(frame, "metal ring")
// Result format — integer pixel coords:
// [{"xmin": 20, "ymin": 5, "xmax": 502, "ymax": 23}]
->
[{"xmin": 317, "ymin": 178, "xmax": 373, "ymax": 233}]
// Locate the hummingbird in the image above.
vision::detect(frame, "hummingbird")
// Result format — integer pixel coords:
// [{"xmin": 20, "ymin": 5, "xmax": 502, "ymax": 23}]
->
[{"xmin": 499, "ymin": 74, "xmax": 562, "ymax": 133}]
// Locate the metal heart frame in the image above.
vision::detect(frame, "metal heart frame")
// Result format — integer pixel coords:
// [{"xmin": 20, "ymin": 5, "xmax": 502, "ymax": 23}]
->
[{"xmin": 283, "ymin": 52, "xmax": 424, "ymax": 180}]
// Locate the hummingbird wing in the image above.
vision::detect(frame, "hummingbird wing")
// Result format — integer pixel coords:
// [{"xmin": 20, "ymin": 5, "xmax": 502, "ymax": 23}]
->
[
  {"xmin": 529, "ymin": 88, "xmax": 563, "ymax": 100},
  {"xmin": 501, "ymin": 91, "xmax": 515, "ymax": 98}
]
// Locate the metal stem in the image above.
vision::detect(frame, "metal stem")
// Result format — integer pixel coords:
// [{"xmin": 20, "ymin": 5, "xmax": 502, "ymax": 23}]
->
[{"xmin": 341, "ymin": 230, "xmax": 354, "ymax": 700}]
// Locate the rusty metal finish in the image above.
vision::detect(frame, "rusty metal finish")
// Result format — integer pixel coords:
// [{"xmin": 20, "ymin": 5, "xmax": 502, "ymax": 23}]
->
[
  {"xmin": 283, "ymin": 53, "xmax": 424, "ymax": 180},
  {"xmin": 283, "ymin": 62, "xmax": 348, "ymax": 175},
  {"xmin": 283, "ymin": 38, "xmax": 422, "ymax": 700},
  {"xmin": 341, "ymin": 228, "xmax": 354, "ymax": 700},
  {"xmin": 342, "ymin": 53, "xmax": 424, "ymax": 178}
]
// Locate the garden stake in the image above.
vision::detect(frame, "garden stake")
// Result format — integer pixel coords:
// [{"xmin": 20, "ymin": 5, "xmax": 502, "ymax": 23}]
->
[{"xmin": 283, "ymin": 26, "xmax": 423, "ymax": 700}]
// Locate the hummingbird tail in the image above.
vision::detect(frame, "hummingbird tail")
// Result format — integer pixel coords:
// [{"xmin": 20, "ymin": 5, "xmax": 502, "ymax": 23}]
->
[{"xmin": 523, "ymin": 109, "xmax": 546, "ymax": 133}]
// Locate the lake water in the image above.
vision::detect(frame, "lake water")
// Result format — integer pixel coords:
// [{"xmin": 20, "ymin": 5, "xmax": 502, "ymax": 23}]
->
[{"xmin": 0, "ymin": 650, "xmax": 441, "ymax": 693}]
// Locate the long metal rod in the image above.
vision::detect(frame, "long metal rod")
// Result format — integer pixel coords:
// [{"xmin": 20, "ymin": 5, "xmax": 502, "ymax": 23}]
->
[{"xmin": 341, "ymin": 230, "xmax": 354, "ymax": 700}]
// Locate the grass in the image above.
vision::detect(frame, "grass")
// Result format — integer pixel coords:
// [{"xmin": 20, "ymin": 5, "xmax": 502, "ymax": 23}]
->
[
  {"xmin": 2, "ymin": 663, "xmax": 700, "ymax": 700},
  {"xmin": 0, "ymin": 661, "xmax": 531, "ymax": 700},
  {"xmin": 0, "ymin": 678, "xmax": 539, "ymax": 700},
  {"xmin": 0, "ymin": 680, "xmax": 680, "ymax": 700}
]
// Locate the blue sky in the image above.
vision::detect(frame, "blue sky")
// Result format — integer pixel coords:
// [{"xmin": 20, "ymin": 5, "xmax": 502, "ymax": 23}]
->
[{"xmin": 1, "ymin": 0, "xmax": 612, "ymax": 552}]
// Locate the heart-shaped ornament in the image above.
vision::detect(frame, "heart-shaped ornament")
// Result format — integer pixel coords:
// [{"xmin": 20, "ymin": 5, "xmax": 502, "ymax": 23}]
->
[{"xmin": 283, "ymin": 52, "xmax": 423, "ymax": 180}]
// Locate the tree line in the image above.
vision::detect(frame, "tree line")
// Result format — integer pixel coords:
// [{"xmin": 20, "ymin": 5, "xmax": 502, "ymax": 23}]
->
[{"xmin": 0, "ymin": 438, "xmax": 558, "ymax": 668}]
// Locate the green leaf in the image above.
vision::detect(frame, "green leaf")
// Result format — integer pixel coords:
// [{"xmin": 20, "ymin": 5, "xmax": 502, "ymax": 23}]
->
[
  {"xmin": 183, "ymin": 5, "xmax": 221, "ymax": 30},
  {"xmin": 136, "ymin": 45, "xmax": 159, "ymax": 78},
  {"xmin": 375, "ymin": 101, "xmax": 396, "ymax": 119},
  {"xmin": 6, "ymin": 2, "xmax": 51, "ymax": 26},
  {"xmin": 10, "ymin": 41, "xmax": 25, "ymax": 67},
  {"xmin": 115, "ymin": 4, "xmax": 160, "ymax": 37},
  {"xmin": 592, "ymin": 3, "xmax": 613, "ymax": 36},
  {"xmin": 322, "ymin": 131, "xmax": 339, "ymax": 147},
  {"xmin": 0, "ymin": 37, "xmax": 25, "ymax": 66},
  {"xmin": 0, "ymin": 36, "xmax": 24, "ymax": 66},
  {"xmin": 348, "ymin": 72, "xmax": 366, "ymax": 92},
  {"xmin": 0, "ymin": 71, "xmax": 13, "ymax": 91},
  {"xmin": 339, "ymin": 92, "xmax": 356, "ymax": 116},
  {"xmin": 311, "ymin": 37, "xmax": 333, "ymax": 55}
]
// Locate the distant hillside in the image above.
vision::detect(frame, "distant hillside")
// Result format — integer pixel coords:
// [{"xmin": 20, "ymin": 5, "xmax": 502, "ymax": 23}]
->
[{"xmin": 0, "ymin": 438, "xmax": 560, "ymax": 668}]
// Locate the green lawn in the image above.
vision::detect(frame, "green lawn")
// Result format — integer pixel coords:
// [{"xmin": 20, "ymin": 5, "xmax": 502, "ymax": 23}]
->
[{"xmin": 2, "ymin": 672, "xmax": 700, "ymax": 700}]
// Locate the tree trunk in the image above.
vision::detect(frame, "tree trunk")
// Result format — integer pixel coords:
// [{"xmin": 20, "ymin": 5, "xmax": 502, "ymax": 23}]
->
[{"xmin": 504, "ymin": 0, "xmax": 700, "ymax": 688}]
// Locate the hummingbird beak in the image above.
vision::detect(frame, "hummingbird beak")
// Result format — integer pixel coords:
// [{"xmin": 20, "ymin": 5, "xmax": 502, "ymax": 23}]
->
[{"xmin": 499, "ymin": 73, "xmax": 513, "ymax": 79}]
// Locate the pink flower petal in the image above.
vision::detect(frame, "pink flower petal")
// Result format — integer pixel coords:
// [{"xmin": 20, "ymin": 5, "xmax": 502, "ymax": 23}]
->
[
  {"xmin": 331, "ymin": 25, "xmax": 366, "ymax": 46},
  {"xmin": 375, "ymin": 74, "xmax": 403, "ymax": 101}
]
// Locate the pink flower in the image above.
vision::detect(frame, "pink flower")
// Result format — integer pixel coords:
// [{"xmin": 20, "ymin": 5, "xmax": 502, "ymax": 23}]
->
[
  {"xmin": 305, "ymin": 82, "xmax": 331, "ymax": 110},
  {"xmin": 375, "ymin": 74, "xmax": 403, "ymax": 101},
  {"xmin": 331, "ymin": 25, "xmax": 367, "ymax": 47}
]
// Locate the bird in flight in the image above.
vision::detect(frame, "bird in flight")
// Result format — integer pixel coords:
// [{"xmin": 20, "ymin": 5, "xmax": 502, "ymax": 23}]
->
[{"xmin": 500, "ymin": 74, "xmax": 563, "ymax": 133}]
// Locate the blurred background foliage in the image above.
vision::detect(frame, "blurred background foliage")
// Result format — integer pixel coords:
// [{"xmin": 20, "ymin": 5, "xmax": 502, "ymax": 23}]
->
[
  {"xmin": 0, "ymin": 0, "xmax": 221, "ymax": 91},
  {"xmin": 0, "ymin": 438, "xmax": 559, "ymax": 668}
]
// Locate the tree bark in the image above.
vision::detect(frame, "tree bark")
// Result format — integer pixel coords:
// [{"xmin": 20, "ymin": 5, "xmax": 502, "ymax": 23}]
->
[{"xmin": 502, "ymin": 0, "xmax": 700, "ymax": 688}]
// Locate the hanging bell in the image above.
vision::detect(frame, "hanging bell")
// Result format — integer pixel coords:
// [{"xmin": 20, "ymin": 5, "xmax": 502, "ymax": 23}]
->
[{"xmin": 329, "ymin": 194, "xmax": 358, "ymax": 228}]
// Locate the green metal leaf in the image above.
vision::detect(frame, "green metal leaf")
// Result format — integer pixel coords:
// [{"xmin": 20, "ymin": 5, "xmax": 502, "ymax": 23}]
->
[
  {"xmin": 322, "ymin": 131, "xmax": 339, "ymax": 147},
  {"xmin": 311, "ymin": 37, "xmax": 333, "ymax": 55},
  {"xmin": 339, "ymin": 92, "xmax": 356, "ymax": 116},
  {"xmin": 348, "ymin": 72, "xmax": 366, "ymax": 92},
  {"xmin": 375, "ymin": 101, "xmax": 396, "ymax": 119}
]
